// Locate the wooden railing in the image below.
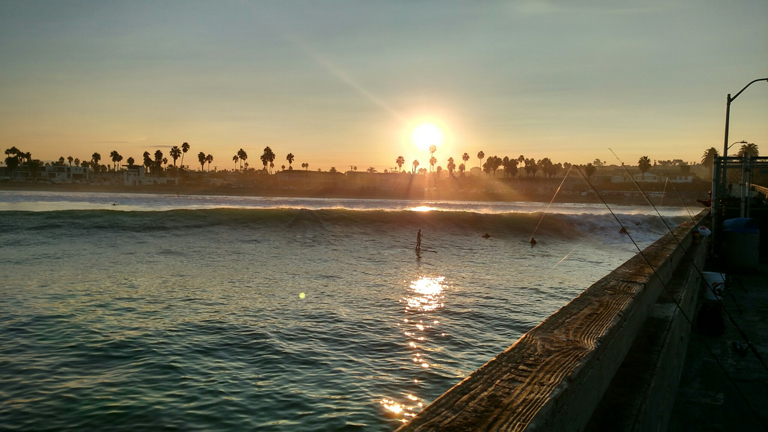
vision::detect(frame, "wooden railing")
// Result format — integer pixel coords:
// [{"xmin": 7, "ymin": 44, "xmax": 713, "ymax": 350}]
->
[{"xmin": 397, "ymin": 210, "xmax": 709, "ymax": 432}]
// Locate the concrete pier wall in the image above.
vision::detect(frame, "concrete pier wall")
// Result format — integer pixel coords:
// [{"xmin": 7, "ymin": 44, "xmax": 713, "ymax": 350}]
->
[{"xmin": 397, "ymin": 210, "xmax": 709, "ymax": 432}]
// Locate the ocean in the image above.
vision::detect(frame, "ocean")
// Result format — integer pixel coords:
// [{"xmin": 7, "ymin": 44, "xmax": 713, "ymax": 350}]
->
[{"xmin": 0, "ymin": 191, "xmax": 691, "ymax": 431}]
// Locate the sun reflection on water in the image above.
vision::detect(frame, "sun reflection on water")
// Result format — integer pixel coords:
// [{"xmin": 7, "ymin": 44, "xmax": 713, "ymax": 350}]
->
[
  {"xmin": 410, "ymin": 206, "xmax": 437, "ymax": 212},
  {"xmin": 380, "ymin": 276, "xmax": 447, "ymax": 423}
]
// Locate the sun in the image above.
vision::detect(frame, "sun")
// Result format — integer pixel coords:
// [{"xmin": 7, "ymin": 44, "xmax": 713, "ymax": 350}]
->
[{"xmin": 410, "ymin": 123, "xmax": 444, "ymax": 152}]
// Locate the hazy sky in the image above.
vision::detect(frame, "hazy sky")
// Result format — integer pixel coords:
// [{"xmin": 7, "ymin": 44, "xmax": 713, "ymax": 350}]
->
[{"xmin": 1, "ymin": 0, "xmax": 766, "ymax": 170}]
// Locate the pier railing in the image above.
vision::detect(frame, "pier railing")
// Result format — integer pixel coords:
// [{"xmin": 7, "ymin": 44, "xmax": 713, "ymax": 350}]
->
[{"xmin": 398, "ymin": 209, "xmax": 709, "ymax": 432}]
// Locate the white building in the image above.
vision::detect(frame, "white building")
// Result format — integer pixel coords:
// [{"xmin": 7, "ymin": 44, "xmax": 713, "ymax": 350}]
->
[
  {"xmin": 124, "ymin": 166, "xmax": 178, "ymax": 186},
  {"xmin": 40, "ymin": 165, "xmax": 89, "ymax": 182},
  {"xmin": 633, "ymin": 173, "xmax": 659, "ymax": 182}
]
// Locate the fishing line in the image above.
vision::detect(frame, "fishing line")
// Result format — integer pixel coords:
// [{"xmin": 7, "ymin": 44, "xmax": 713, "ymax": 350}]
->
[
  {"xmin": 529, "ymin": 165, "xmax": 573, "ymax": 246},
  {"xmin": 548, "ymin": 223, "xmax": 604, "ymax": 273},
  {"xmin": 658, "ymin": 178, "xmax": 668, "ymax": 207},
  {"xmin": 659, "ymin": 167, "xmax": 698, "ymax": 226},
  {"xmin": 609, "ymin": 149, "xmax": 768, "ymax": 374},
  {"xmin": 575, "ymin": 165, "xmax": 767, "ymax": 429}
]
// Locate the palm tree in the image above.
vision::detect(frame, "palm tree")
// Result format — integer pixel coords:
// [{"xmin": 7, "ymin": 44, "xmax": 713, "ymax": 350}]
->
[
  {"xmin": 109, "ymin": 150, "xmax": 120, "ymax": 170},
  {"xmin": 67, "ymin": 156, "xmax": 73, "ymax": 166},
  {"xmin": 281, "ymin": 165, "xmax": 286, "ymax": 171},
  {"xmin": 261, "ymin": 146, "xmax": 275, "ymax": 173},
  {"xmin": 462, "ymin": 152, "xmax": 470, "ymax": 167},
  {"xmin": 584, "ymin": 163, "xmax": 597, "ymax": 179},
  {"xmin": 367, "ymin": 166, "xmax": 377, "ymax": 173},
  {"xmin": 638, "ymin": 156, "xmax": 652, "ymax": 179},
  {"xmin": 74, "ymin": 158, "xmax": 80, "ymax": 167},
  {"xmin": 286, "ymin": 153, "xmax": 295, "ymax": 169},
  {"xmin": 738, "ymin": 143, "xmax": 759, "ymax": 158},
  {"xmin": 237, "ymin": 148, "xmax": 247, "ymax": 170},
  {"xmin": 396, "ymin": 156, "xmax": 405, "ymax": 172},
  {"xmin": 127, "ymin": 157, "xmax": 135, "ymax": 166},
  {"xmin": 429, "ymin": 156, "xmax": 437, "ymax": 172},
  {"xmin": 143, "ymin": 151, "xmax": 152, "ymax": 173},
  {"xmin": 459, "ymin": 163, "xmax": 466, "ymax": 176},
  {"xmin": 170, "ymin": 146, "xmax": 182, "ymax": 167},
  {"xmin": 198, "ymin": 152, "xmax": 206, "ymax": 171},
  {"xmin": 154, "ymin": 150, "xmax": 163, "ymax": 174},
  {"xmin": 181, "ymin": 142, "xmax": 190, "ymax": 168},
  {"xmin": 92, "ymin": 153, "xmax": 101, "ymax": 172},
  {"xmin": 700, "ymin": 148, "xmax": 719, "ymax": 174},
  {"xmin": 233, "ymin": 155, "xmax": 239, "ymax": 170},
  {"xmin": 302, "ymin": 162, "xmax": 309, "ymax": 171},
  {"xmin": 412, "ymin": 159, "xmax": 420, "ymax": 174},
  {"xmin": 447, "ymin": 157, "xmax": 455, "ymax": 177},
  {"xmin": 477, "ymin": 151, "xmax": 485, "ymax": 169},
  {"xmin": 206, "ymin": 154, "xmax": 213, "ymax": 172},
  {"xmin": 58, "ymin": 156, "xmax": 65, "ymax": 166}
]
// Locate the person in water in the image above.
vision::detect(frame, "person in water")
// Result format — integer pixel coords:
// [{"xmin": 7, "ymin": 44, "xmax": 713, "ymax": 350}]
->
[{"xmin": 416, "ymin": 229, "xmax": 422, "ymax": 250}]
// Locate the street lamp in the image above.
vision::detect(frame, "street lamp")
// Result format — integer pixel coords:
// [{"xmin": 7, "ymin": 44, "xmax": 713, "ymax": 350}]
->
[
  {"xmin": 723, "ymin": 78, "xmax": 768, "ymax": 158},
  {"xmin": 722, "ymin": 77, "xmax": 767, "ymax": 184}
]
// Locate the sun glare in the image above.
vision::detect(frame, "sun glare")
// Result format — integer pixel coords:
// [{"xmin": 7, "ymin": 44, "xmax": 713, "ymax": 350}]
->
[{"xmin": 410, "ymin": 123, "xmax": 444, "ymax": 152}]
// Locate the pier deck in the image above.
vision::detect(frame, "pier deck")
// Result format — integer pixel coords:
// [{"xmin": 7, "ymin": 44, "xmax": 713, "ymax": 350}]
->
[{"xmin": 669, "ymin": 263, "xmax": 768, "ymax": 431}]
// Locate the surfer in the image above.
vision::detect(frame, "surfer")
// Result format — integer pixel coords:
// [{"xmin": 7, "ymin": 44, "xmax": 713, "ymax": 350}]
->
[
  {"xmin": 416, "ymin": 229, "xmax": 422, "ymax": 251},
  {"xmin": 529, "ymin": 237, "xmax": 537, "ymax": 247}
]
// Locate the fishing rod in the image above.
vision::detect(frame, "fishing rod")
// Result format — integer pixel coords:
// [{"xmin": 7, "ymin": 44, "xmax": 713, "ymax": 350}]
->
[
  {"xmin": 609, "ymin": 149, "xmax": 768, "ymax": 374},
  {"xmin": 529, "ymin": 165, "xmax": 573, "ymax": 247},
  {"xmin": 575, "ymin": 165, "xmax": 767, "ymax": 429}
]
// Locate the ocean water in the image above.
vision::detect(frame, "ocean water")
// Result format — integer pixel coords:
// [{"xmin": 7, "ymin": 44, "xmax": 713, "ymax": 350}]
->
[{"xmin": 0, "ymin": 191, "xmax": 691, "ymax": 431}]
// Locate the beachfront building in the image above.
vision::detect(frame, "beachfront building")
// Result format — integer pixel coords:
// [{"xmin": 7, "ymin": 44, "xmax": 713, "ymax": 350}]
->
[
  {"xmin": 633, "ymin": 173, "xmax": 660, "ymax": 182},
  {"xmin": 39, "ymin": 165, "xmax": 89, "ymax": 182},
  {"xmin": 123, "ymin": 165, "xmax": 178, "ymax": 186}
]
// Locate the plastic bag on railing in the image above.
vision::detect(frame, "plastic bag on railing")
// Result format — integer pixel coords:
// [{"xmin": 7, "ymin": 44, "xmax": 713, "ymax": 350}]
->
[{"xmin": 698, "ymin": 226, "xmax": 712, "ymax": 237}]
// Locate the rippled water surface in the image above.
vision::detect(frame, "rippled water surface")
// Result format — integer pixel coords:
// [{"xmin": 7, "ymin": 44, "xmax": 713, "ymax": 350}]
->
[{"xmin": 0, "ymin": 192, "xmax": 685, "ymax": 430}]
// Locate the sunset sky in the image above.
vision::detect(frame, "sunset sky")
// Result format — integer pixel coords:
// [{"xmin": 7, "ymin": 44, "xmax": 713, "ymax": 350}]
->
[{"xmin": 1, "ymin": 1, "xmax": 766, "ymax": 171}]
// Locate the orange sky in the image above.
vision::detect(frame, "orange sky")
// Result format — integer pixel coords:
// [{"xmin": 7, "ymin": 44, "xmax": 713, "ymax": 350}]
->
[{"xmin": 1, "ymin": 1, "xmax": 766, "ymax": 171}]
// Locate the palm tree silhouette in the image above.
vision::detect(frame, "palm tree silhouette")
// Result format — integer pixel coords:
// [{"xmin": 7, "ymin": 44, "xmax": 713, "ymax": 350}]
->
[
  {"xmin": 638, "ymin": 156, "xmax": 651, "ymax": 179},
  {"xmin": 412, "ymin": 159, "xmax": 420, "ymax": 174},
  {"xmin": 738, "ymin": 143, "xmax": 759, "ymax": 157},
  {"xmin": 206, "ymin": 154, "xmax": 213, "ymax": 172},
  {"xmin": 429, "ymin": 156, "xmax": 437, "ymax": 172},
  {"xmin": 261, "ymin": 146, "xmax": 275, "ymax": 173},
  {"xmin": 92, "ymin": 152, "xmax": 101, "ymax": 170},
  {"xmin": 477, "ymin": 151, "xmax": 485, "ymax": 169},
  {"xmin": 286, "ymin": 153, "xmax": 295, "ymax": 169},
  {"xmin": 459, "ymin": 163, "xmax": 465, "ymax": 176},
  {"xmin": 462, "ymin": 152, "xmax": 470, "ymax": 167},
  {"xmin": 181, "ymin": 142, "xmax": 190, "ymax": 169},
  {"xmin": 170, "ymin": 146, "xmax": 181, "ymax": 167},
  {"xmin": 198, "ymin": 152, "xmax": 206, "ymax": 172},
  {"xmin": 233, "ymin": 155, "xmax": 239, "ymax": 170},
  {"xmin": 127, "ymin": 157, "xmax": 135, "ymax": 166},
  {"xmin": 67, "ymin": 156, "xmax": 73, "ymax": 166},
  {"xmin": 447, "ymin": 157, "xmax": 455, "ymax": 177},
  {"xmin": 237, "ymin": 148, "xmax": 247, "ymax": 170},
  {"xmin": 396, "ymin": 156, "xmax": 405, "ymax": 172}
]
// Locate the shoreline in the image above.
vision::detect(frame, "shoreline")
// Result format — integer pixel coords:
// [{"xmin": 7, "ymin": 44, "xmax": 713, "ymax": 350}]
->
[{"xmin": 0, "ymin": 181, "xmax": 709, "ymax": 207}]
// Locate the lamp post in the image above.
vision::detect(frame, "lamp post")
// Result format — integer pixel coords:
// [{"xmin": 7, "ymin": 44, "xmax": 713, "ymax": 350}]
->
[{"xmin": 722, "ymin": 78, "xmax": 768, "ymax": 184}]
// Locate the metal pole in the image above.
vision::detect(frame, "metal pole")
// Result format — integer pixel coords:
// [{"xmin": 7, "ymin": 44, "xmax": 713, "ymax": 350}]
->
[
  {"xmin": 711, "ymin": 157, "xmax": 719, "ymax": 246},
  {"xmin": 722, "ymin": 94, "xmax": 731, "ymax": 188}
]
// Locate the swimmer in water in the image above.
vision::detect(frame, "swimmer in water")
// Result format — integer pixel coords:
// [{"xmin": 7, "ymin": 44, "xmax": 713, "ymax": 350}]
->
[{"xmin": 416, "ymin": 229, "xmax": 422, "ymax": 250}]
